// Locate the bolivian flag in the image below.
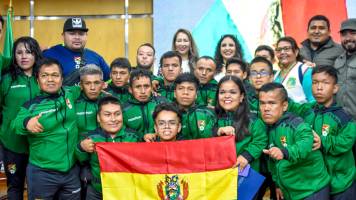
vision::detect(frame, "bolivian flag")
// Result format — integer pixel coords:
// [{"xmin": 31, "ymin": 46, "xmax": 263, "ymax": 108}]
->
[{"xmin": 96, "ymin": 136, "xmax": 238, "ymax": 200}]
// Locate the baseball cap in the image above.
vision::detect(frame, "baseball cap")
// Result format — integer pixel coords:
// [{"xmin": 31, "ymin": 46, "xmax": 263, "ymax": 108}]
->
[
  {"xmin": 340, "ymin": 18, "xmax": 356, "ymax": 32},
  {"xmin": 63, "ymin": 17, "xmax": 89, "ymax": 32}
]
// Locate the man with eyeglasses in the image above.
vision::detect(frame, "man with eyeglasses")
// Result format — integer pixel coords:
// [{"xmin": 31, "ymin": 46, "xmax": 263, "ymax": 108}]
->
[
  {"xmin": 13, "ymin": 58, "xmax": 82, "ymax": 199},
  {"xmin": 43, "ymin": 17, "xmax": 110, "ymax": 86},
  {"xmin": 152, "ymin": 102, "xmax": 182, "ymax": 142},
  {"xmin": 156, "ymin": 51, "xmax": 182, "ymax": 102}
]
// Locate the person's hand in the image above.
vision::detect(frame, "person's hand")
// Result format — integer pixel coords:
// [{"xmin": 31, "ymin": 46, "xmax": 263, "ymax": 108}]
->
[
  {"xmin": 217, "ymin": 126, "xmax": 235, "ymax": 136},
  {"xmin": 80, "ymin": 138, "xmax": 95, "ymax": 153},
  {"xmin": 152, "ymin": 80, "xmax": 160, "ymax": 92},
  {"xmin": 276, "ymin": 188, "xmax": 284, "ymax": 200},
  {"xmin": 26, "ymin": 113, "xmax": 43, "ymax": 133},
  {"xmin": 144, "ymin": 133, "xmax": 157, "ymax": 142},
  {"xmin": 235, "ymin": 155, "xmax": 249, "ymax": 171},
  {"xmin": 263, "ymin": 147, "xmax": 284, "ymax": 160},
  {"xmin": 312, "ymin": 131, "xmax": 321, "ymax": 150},
  {"xmin": 303, "ymin": 59, "xmax": 316, "ymax": 68}
]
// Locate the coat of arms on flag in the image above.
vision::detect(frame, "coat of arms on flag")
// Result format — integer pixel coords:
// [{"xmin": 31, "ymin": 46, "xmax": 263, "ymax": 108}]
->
[{"xmin": 96, "ymin": 136, "xmax": 238, "ymax": 200}]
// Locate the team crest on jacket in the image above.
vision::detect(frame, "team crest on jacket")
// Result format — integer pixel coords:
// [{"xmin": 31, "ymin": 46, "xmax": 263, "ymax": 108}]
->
[
  {"xmin": 280, "ymin": 136, "xmax": 287, "ymax": 147},
  {"xmin": 157, "ymin": 175, "xmax": 189, "ymax": 200},
  {"xmin": 197, "ymin": 120, "xmax": 206, "ymax": 131},
  {"xmin": 66, "ymin": 98, "xmax": 73, "ymax": 109},
  {"xmin": 74, "ymin": 56, "xmax": 81, "ymax": 69},
  {"xmin": 7, "ymin": 164, "xmax": 16, "ymax": 174},
  {"xmin": 322, "ymin": 124, "xmax": 330, "ymax": 136},
  {"xmin": 286, "ymin": 77, "xmax": 296, "ymax": 89}
]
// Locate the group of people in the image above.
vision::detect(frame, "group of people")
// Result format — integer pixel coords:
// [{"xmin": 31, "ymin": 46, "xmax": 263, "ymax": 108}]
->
[{"xmin": 0, "ymin": 13, "xmax": 355, "ymax": 200}]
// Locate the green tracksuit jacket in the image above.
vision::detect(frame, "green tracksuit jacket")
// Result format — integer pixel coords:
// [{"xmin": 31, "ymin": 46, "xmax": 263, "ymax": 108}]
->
[
  {"xmin": 214, "ymin": 112, "xmax": 267, "ymax": 171},
  {"xmin": 122, "ymin": 95, "xmax": 167, "ymax": 139},
  {"xmin": 157, "ymin": 82, "xmax": 175, "ymax": 102},
  {"xmin": 304, "ymin": 102, "xmax": 356, "ymax": 195},
  {"xmin": 267, "ymin": 112, "xmax": 330, "ymax": 200},
  {"xmin": 105, "ymin": 83, "xmax": 131, "ymax": 104},
  {"xmin": 13, "ymin": 86, "xmax": 81, "ymax": 172},
  {"xmin": 0, "ymin": 73, "xmax": 40, "ymax": 154},
  {"xmin": 75, "ymin": 93, "xmax": 107, "ymax": 138},
  {"xmin": 0, "ymin": 54, "xmax": 11, "ymax": 81},
  {"xmin": 75, "ymin": 127, "xmax": 138, "ymax": 193},
  {"xmin": 196, "ymin": 79, "xmax": 217, "ymax": 107},
  {"xmin": 180, "ymin": 104, "xmax": 216, "ymax": 139}
]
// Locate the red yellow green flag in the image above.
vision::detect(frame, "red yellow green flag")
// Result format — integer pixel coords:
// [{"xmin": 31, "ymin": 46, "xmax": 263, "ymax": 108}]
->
[{"xmin": 96, "ymin": 136, "xmax": 238, "ymax": 200}]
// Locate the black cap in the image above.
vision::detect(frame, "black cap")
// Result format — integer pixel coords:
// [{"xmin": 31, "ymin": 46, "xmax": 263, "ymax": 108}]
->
[{"xmin": 63, "ymin": 17, "xmax": 89, "ymax": 32}]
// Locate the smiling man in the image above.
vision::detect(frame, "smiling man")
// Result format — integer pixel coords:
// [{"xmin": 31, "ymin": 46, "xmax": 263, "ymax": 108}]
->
[
  {"xmin": 153, "ymin": 102, "xmax": 182, "ymax": 142},
  {"xmin": 44, "ymin": 17, "xmax": 110, "ymax": 85},
  {"xmin": 300, "ymin": 15, "xmax": 344, "ymax": 66}
]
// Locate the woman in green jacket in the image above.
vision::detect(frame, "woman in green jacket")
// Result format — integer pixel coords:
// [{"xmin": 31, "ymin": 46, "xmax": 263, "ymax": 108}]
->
[
  {"xmin": 0, "ymin": 37, "xmax": 42, "ymax": 200},
  {"xmin": 214, "ymin": 75, "xmax": 267, "ymax": 172}
]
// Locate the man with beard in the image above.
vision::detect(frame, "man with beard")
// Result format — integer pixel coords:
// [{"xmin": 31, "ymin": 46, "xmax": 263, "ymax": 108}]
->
[
  {"xmin": 334, "ymin": 18, "xmax": 356, "ymax": 120},
  {"xmin": 300, "ymin": 15, "xmax": 344, "ymax": 66},
  {"xmin": 136, "ymin": 43, "xmax": 156, "ymax": 71}
]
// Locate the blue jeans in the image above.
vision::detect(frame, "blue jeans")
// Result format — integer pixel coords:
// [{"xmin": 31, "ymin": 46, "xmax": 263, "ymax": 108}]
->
[{"xmin": 27, "ymin": 163, "xmax": 81, "ymax": 200}]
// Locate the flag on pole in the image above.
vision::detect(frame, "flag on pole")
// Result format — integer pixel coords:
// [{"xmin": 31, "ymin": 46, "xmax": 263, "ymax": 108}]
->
[
  {"xmin": 96, "ymin": 136, "xmax": 238, "ymax": 200},
  {"xmin": 3, "ymin": 5, "xmax": 13, "ymax": 58}
]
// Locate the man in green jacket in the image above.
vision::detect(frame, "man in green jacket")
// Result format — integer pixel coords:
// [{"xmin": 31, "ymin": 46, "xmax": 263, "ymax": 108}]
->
[
  {"xmin": 144, "ymin": 73, "xmax": 216, "ymax": 142},
  {"xmin": 122, "ymin": 69, "xmax": 167, "ymax": 140},
  {"xmin": 76, "ymin": 96, "xmax": 138, "ymax": 199},
  {"xmin": 76, "ymin": 64, "xmax": 107, "ymax": 138},
  {"xmin": 260, "ymin": 83, "xmax": 330, "ymax": 200},
  {"xmin": 105, "ymin": 57, "xmax": 131, "ymax": 104},
  {"xmin": 304, "ymin": 65, "xmax": 356, "ymax": 199},
  {"xmin": 12, "ymin": 58, "xmax": 81, "ymax": 199},
  {"xmin": 194, "ymin": 56, "xmax": 218, "ymax": 108},
  {"xmin": 156, "ymin": 51, "xmax": 182, "ymax": 102}
]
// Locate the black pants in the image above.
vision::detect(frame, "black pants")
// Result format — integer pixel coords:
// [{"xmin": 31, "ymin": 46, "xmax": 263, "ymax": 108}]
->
[
  {"xmin": 332, "ymin": 181, "xmax": 356, "ymax": 200},
  {"xmin": 86, "ymin": 185, "xmax": 102, "ymax": 200},
  {"xmin": 27, "ymin": 163, "xmax": 81, "ymax": 200},
  {"xmin": 3, "ymin": 148, "xmax": 28, "ymax": 200},
  {"xmin": 304, "ymin": 185, "xmax": 330, "ymax": 200}
]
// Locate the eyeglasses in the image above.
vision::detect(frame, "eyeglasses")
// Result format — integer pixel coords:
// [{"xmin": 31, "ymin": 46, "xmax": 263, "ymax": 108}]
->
[
  {"xmin": 250, "ymin": 71, "xmax": 270, "ymax": 78},
  {"xmin": 275, "ymin": 46, "xmax": 293, "ymax": 52},
  {"xmin": 157, "ymin": 120, "xmax": 179, "ymax": 128}
]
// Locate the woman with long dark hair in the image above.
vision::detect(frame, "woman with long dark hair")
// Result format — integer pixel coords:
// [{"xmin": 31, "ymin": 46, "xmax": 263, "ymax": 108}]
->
[
  {"xmin": 214, "ymin": 35, "xmax": 244, "ymax": 81},
  {"xmin": 214, "ymin": 75, "xmax": 267, "ymax": 172},
  {"xmin": 0, "ymin": 36, "xmax": 42, "ymax": 199}
]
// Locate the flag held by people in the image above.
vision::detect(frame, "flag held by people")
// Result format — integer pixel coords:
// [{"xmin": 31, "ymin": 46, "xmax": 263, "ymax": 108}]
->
[
  {"xmin": 96, "ymin": 136, "xmax": 238, "ymax": 200},
  {"xmin": 3, "ymin": 4, "xmax": 14, "ymax": 58}
]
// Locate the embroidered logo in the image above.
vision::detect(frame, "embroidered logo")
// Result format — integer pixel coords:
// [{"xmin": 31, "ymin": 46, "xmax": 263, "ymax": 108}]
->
[
  {"xmin": 72, "ymin": 18, "xmax": 83, "ymax": 28},
  {"xmin": 280, "ymin": 136, "xmax": 287, "ymax": 147},
  {"xmin": 286, "ymin": 77, "xmax": 296, "ymax": 89},
  {"xmin": 66, "ymin": 98, "xmax": 73, "ymax": 109},
  {"xmin": 197, "ymin": 120, "xmax": 206, "ymax": 131},
  {"xmin": 322, "ymin": 124, "xmax": 330, "ymax": 136},
  {"xmin": 74, "ymin": 56, "xmax": 81, "ymax": 69},
  {"xmin": 7, "ymin": 164, "xmax": 16, "ymax": 174}
]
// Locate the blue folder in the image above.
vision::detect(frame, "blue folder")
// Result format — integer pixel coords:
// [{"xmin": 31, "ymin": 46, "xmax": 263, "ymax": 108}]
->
[{"xmin": 238, "ymin": 165, "xmax": 265, "ymax": 200}]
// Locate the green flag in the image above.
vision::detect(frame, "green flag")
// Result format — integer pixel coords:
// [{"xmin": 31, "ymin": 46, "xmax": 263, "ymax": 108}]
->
[{"xmin": 3, "ymin": 7, "xmax": 13, "ymax": 58}]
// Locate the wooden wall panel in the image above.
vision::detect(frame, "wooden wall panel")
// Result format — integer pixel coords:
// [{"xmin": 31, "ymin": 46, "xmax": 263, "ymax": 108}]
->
[{"xmin": 128, "ymin": 18, "xmax": 153, "ymax": 66}]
